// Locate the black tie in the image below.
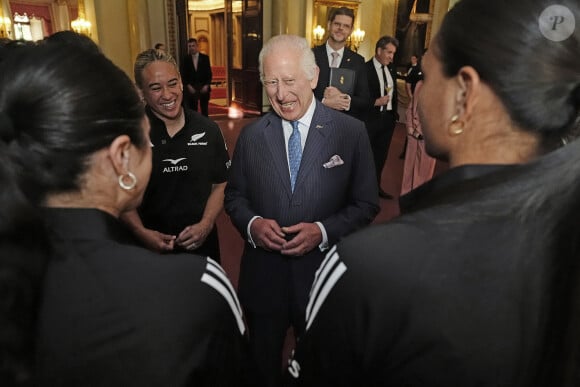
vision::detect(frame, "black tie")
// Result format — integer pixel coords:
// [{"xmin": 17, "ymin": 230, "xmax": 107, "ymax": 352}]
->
[{"xmin": 381, "ymin": 65, "xmax": 389, "ymax": 96}]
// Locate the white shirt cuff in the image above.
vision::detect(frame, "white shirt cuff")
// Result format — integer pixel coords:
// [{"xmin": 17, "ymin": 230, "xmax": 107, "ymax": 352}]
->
[
  {"xmin": 247, "ymin": 216, "xmax": 261, "ymax": 248},
  {"xmin": 315, "ymin": 221, "xmax": 329, "ymax": 251}
]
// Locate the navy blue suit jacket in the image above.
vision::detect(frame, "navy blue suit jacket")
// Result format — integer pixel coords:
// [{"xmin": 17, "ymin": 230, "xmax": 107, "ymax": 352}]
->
[
  {"xmin": 312, "ymin": 45, "xmax": 370, "ymax": 121},
  {"xmin": 224, "ymin": 100, "xmax": 379, "ymax": 312}
]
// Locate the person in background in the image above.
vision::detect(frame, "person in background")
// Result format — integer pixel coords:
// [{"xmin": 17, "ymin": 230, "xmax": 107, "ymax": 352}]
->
[
  {"xmin": 0, "ymin": 37, "xmax": 45, "ymax": 387},
  {"xmin": 400, "ymin": 53, "xmax": 437, "ymax": 195},
  {"xmin": 364, "ymin": 35, "xmax": 399, "ymax": 200},
  {"xmin": 0, "ymin": 36, "xmax": 247, "ymax": 386},
  {"xmin": 154, "ymin": 42, "xmax": 166, "ymax": 54},
  {"xmin": 121, "ymin": 49, "xmax": 229, "ymax": 262},
  {"xmin": 312, "ymin": 7, "xmax": 370, "ymax": 121},
  {"xmin": 287, "ymin": 0, "xmax": 580, "ymax": 385},
  {"xmin": 225, "ymin": 34, "xmax": 379, "ymax": 387},
  {"xmin": 180, "ymin": 38, "xmax": 212, "ymax": 117}
]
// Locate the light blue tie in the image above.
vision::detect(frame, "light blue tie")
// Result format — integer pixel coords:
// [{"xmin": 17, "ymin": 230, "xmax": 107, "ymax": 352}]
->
[{"xmin": 288, "ymin": 121, "xmax": 302, "ymax": 192}]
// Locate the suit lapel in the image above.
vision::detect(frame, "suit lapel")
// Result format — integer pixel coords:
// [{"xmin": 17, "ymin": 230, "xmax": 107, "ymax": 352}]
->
[
  {"xmin": 367, "ymin": 61, "xmax": 381, "ymax": 97},
  {"xmin": 294, "ymin": 101, "xmax": 330, "ymax": 191},
  {"xmin": 262, "ymin": 115, "xmax": 293, "ymax": 195}
]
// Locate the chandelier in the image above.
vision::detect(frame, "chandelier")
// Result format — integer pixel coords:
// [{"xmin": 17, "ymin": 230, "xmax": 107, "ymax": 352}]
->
[{"xmin": 71, "ymin": 0, "xmax": 91, "ymax": 36}]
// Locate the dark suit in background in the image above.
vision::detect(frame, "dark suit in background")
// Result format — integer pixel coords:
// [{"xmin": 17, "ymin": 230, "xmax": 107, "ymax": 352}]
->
[
  {"xmin": 180, "ymin": 51, "xmax": 212, "ymax": 116},
  {"xmin": 225, "ymin": 100, "xmax": 379, "ymax": 386},
  {"xmin": 365, "ymin": 59, "xmax": 399, "ymax": 185},
  {"xmin": 312, "ymin": 44, "xmax": 370, "ymax": 121}
]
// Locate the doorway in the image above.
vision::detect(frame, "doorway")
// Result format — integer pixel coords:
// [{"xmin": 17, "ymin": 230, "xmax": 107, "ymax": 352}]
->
[{"xmin": 182, "ymin": 0, "xmax": 262, "ymax": 117}]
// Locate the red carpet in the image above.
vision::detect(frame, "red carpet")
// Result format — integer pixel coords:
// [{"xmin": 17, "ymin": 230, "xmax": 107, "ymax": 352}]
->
[{"xmin": 208, "ymin": 102, "xmax": 229, "ymax": 116}]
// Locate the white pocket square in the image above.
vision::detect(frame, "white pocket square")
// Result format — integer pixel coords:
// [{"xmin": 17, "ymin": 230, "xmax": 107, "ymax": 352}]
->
[{"xmin": 323, "ymin": 155, "xmax": 344, "ymax": 169}]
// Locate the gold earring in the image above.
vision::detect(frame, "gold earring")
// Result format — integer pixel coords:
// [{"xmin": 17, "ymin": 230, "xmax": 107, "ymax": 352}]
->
[
  {"xmin": 118, "ymin": 172, "xmax": 137, "ymax": 190},
  {"xmin": 449, "ymin": 114, "xmax": 464, "ymax": 136}
]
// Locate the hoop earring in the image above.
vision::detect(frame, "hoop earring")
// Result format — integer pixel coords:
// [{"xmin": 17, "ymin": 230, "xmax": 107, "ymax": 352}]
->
[
  {"xmin": 449, "ymin": 114, "xmax": 464, "ymax": 136},
  {"xmin": 118, "ymin": 172, "xmax": 137, "ymax": 190}
]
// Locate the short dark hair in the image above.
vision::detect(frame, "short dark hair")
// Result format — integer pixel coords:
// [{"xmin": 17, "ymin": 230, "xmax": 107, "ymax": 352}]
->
[
  {"xmin": 375, "ymin": 35, "xmax": 399, "ymax": 51},
  {"xmin": 328, "ymin": 7, "xmax": 355, "ymax": 23},
  {"xmin": 187, "ymin": 38, "xmax": 198, "ymax": 44}
]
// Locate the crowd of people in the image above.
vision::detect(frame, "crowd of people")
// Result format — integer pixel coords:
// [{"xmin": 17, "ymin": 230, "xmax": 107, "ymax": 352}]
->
[{"xmin": 1, "ymin": 0, "xmax": 579, "ymax": 385}]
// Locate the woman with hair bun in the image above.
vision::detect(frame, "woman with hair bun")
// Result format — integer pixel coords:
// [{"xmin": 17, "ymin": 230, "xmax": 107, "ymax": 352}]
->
[
  {"xmin": 288, "ymin": 0, "xmax": 580, "ymax": 385},
  {"xmin": 0, "ymin": 37, "xmax": 247, "ymax": 386}
]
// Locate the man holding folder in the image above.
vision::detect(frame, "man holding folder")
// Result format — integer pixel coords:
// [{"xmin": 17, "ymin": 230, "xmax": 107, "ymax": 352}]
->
[{"xmin": 312, "ymin": 7, "xmax": 370, "ymax": 121}]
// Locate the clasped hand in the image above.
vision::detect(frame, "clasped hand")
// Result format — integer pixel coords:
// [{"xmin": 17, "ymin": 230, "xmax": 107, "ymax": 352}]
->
[
  {"xmin": 250, "ymin": 218, "xmax": 322, "ymax": 256},
  {"xmin": 323, "ymin": 86, "xmax": 350, "ymax": 111},
  {"xmin": 176, "ymin": 222, "xmax": 211, "ymax": 251}
]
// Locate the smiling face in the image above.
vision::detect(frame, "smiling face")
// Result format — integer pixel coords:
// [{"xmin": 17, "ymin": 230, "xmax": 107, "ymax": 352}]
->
[
  {"xmin": 262, "ymin": 46, "xmax": 319, "ymax": 122},
  {"xmin": 327, "ymin": 14, "xmax": 353, "ymax": 46},
  {"xmin": 140, "ymin": 61, "xmax": 183, "ymax": 121}
]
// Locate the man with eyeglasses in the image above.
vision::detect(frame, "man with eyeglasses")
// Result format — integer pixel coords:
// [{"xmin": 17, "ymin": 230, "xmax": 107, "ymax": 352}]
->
[
  {"xmin": 225, "ymin": 34, "xmax": 379, "ymax": 387},
  {"xmin": 312, "ymin": 7, "xmax": 370, "ymax": 121}
]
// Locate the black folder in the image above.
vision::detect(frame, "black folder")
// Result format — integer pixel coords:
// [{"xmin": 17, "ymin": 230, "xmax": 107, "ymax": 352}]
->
[{"xmin": 329, "ymin": 68, "xmax": 355, "ymax": 95}]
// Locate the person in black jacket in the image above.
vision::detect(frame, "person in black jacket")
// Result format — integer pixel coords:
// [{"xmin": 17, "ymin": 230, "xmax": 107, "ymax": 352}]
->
[
  {"xmin": 180, "ymin": 38, "xmax": 213, "ymax": 117},
  {"xmin": 287, "ymin": 0, "xmax": 580, "ymax": 385},
  {"xmin": 312, "ymin": 7, "xmax": 370, "ymax": 121},
  {"xmin": 0, "ymin": 34, "xmax": 248, "ymax": 386},
  {"xmin": 364, "ymin": 35, "xmax": 399, "ymax": 199}
]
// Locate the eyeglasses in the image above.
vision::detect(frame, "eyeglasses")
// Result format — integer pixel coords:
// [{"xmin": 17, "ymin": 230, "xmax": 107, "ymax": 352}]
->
[
  {"xmin": 331, "ymin": 22, "xmax": 352, "ymax": 30},
  {"xmin": 262, "ymin": 78, "xmax": 296, "ymax": 90}
]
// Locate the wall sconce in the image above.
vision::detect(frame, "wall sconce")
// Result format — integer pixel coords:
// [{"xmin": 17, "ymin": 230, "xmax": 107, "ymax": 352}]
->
[
  {"xmin": 0, "ymin": 0, "xmax": 12, "ymax": 39},
  {"xmin": 349, "ymin": 28, "xmax": 365, "ymax": 52},
  {"xmin": 312, "ymin": 24, "xmax": 325, "ymax": 46},
  {"xmin": 0, "ymin": 16, "xmax": 11, "ymax": 38},
  {"xmin": 71, "ymin": 0, "xmax": 91, "ymax": 36}
]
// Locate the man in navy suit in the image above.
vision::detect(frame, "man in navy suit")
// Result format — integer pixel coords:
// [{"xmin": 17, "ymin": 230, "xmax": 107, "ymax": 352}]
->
[
  {"xmin": 365, "ymin": 36, "xmax": 399, "ymax": 199},
  {"xmin": 225, "ymin": 35, "xmax": 379, "ymax": 387},
  {"xmin": 312, "ymin": 7, "xmax": 370, "ymax": 121},
  {"xmin": 180, "ymin": 38, "xmax": 212, "ymax": 116}
]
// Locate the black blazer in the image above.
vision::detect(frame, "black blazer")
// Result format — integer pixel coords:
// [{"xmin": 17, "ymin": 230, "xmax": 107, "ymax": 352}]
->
[
  {"xmin": 37, "ymin": 208, "xmax": 248, "ymax": 386},
  {"xmin": 312, "ymin": 44, "xmax": 370, "ymax": 121},
  {"xmin": 180, "ymin": 52, "xmax": 212, "ymax": 90},
  {"xmin": 365, "ymin": 59, "xmax": 399, "ymax": 120}
]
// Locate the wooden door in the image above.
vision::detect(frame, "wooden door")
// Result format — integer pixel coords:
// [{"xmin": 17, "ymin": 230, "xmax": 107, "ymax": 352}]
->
[{"xmin": 226, "ymin": 0, "xmax": 262, "ymax": 115}]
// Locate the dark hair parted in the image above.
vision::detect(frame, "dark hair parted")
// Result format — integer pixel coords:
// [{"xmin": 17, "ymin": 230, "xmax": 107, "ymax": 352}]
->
[
  {"xmin": 0, "ymin": 43, "xmax": 145, "ymax": 205},
  {"xmin": 436, "ymin": 0, "xmax": 580, "ymax": 145}
]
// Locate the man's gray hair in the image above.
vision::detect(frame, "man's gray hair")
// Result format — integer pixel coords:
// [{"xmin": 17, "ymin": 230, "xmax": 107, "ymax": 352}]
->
[{"xmin": 258, "ymin": 35, "xmax": 317, "ymax": 82}]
